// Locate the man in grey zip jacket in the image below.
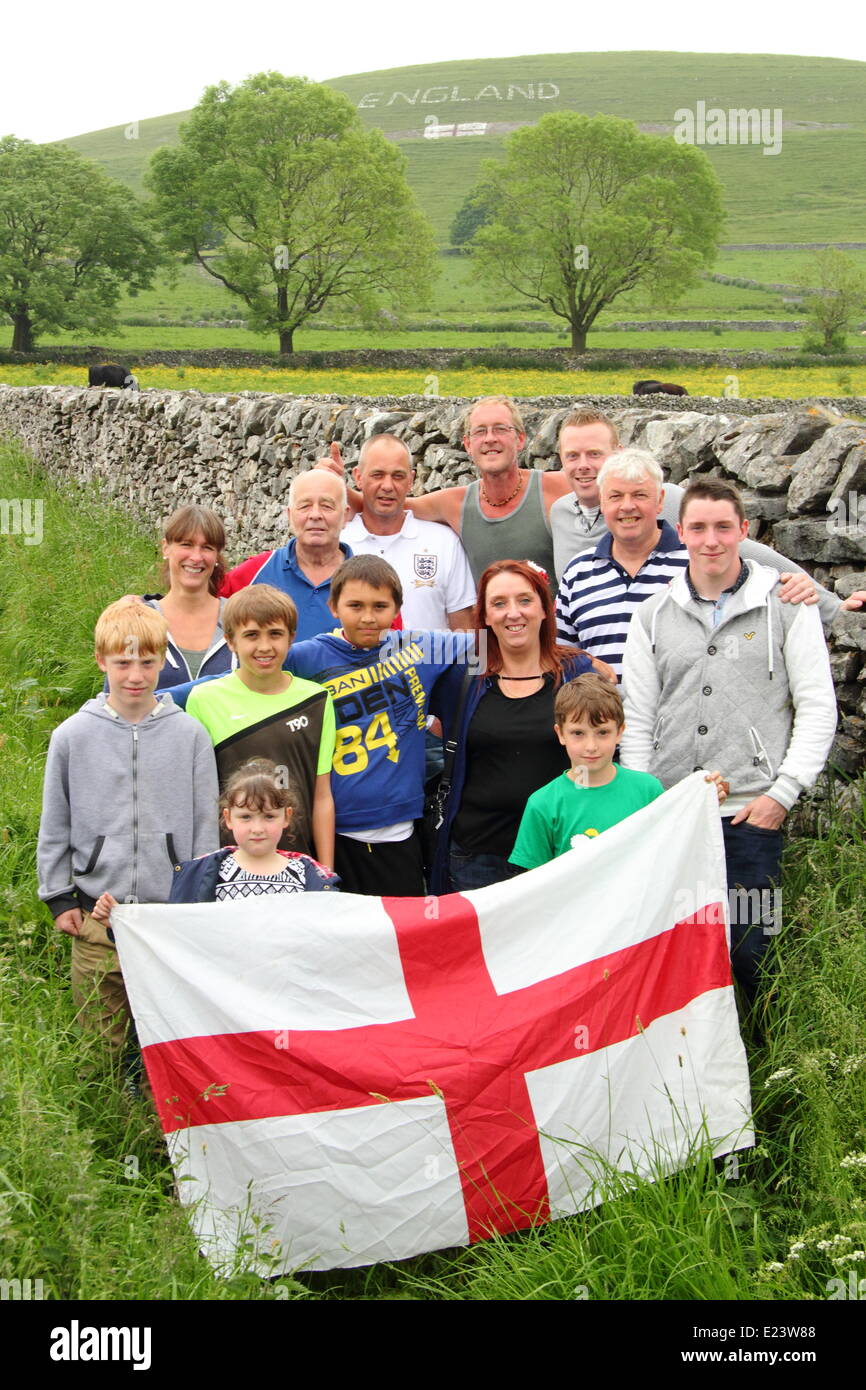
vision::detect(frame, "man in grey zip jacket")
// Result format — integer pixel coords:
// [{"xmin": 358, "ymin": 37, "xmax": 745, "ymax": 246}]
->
[{"xmin": 620, "ymin": 478, "xmax": 838, "ymax": 1005}]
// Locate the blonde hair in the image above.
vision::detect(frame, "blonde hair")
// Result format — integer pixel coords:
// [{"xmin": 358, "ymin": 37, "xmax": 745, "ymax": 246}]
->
[
  {"xmin": 223, "ymin": 585, "xmax": 298, "ymax": 642},
  {"xmin": 558, "ymin": 409, "xmax": 619, "ymax": 450},
  {"xmin": 94, "ymin": 599, "xmax": 167, "ymax": 659},
  {"xmin": 462, "ymin": 396, "xmax": 526, "ymax": 436}
]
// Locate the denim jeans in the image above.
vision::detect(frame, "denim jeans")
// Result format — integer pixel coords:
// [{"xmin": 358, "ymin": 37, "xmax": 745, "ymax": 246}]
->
[
  {"xmin": 723, "ymin": 818, "xmax": 783, "ymax": 1006},
  {"xmin": 448, "ymin": 839, "xmax": 525, "ymax": 893}
]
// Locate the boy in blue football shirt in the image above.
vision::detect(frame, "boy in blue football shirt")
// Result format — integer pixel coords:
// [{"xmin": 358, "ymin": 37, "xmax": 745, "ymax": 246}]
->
[{"xmin": 287, "ymin": 555, "xmax": 478, "ymax": 895}]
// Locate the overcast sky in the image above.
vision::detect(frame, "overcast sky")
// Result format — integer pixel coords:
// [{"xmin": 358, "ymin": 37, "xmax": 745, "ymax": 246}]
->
[{"xmin": 4, "ymin": 0, "xmax": 863, "ymax": 145}]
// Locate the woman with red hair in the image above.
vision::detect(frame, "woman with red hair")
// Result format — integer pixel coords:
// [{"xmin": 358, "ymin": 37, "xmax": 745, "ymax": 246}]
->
[{"xmin": 430, "ymin": 559, "xmax": 608, "ymax": 893}]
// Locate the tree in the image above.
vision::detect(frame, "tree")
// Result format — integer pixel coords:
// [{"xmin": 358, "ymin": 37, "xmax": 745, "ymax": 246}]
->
[
  {"xmin": 0, "ymin": 137, "xmax": 163, "ymax": 353},
  {"xmin": 449, "ymin": 188, "xmax": 494, "ymax": 248},
  {"xmin": 146, "ymin": 72, "xmax": 437, "ymax": 355},
  {"xmin": 466, "ymin": 113, "xmax": 724, "ymax": 351},
  {"xmin": 796, "ymin": 248, "xmax": 866, "ymax": 352}
]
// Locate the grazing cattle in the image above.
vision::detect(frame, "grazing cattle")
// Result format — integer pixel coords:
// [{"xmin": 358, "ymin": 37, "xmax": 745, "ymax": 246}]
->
[
  {"xmin": 88, "ymin": 363, "xmax": 139, "ymax": 391},
  {"xmin": 632, "ymin": 379, "xmax": 688, "ymax": 397}
]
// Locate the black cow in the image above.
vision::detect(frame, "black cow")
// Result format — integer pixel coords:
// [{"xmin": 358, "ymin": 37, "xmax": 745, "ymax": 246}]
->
[
  {"xmin": 632, "ymin": 379, "xmax": 688, "ymax": 397},
  {"xmin": 88, "ymin": 363, "xmax": 139, "ymax": 391}
]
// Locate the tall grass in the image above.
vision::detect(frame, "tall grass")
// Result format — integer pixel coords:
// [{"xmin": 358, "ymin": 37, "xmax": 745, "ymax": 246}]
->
[{"xmin": 0, "ymin": 434, "xmax": 864, "ymax": 1300}]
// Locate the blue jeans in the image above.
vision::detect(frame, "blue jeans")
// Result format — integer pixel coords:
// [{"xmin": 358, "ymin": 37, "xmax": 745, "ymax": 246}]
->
[
  {"xmin": 723, "ymin": 818, "xmax": 783, "ymax": 1006},
  {"xmin": 448, "ymin": 839, "xmax": 525, "ymax": 893}
]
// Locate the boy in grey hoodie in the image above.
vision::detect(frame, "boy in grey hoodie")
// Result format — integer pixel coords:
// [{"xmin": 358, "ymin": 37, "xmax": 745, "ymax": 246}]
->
[
  {"xmin": 37, "ymin": 599, "xmax": 219, "ymax": 1059},
  {"xmin": 620, "ymin": 479, "xmax": 837, "ymax": 1006}
]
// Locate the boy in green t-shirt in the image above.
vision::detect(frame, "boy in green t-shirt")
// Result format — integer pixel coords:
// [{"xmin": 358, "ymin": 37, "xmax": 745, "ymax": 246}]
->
[
  {"xmin": 186, "ymin": 585, "xmax": 336, "ymax": 868},
  {"xmin": 510, "ymin": 675, "xmax": 727, "ymax": 870}
]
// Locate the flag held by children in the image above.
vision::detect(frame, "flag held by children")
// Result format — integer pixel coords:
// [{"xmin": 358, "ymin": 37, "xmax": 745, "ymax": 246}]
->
[{"xmin": 113, "ymin": 773, "xmax": 752, "ymax": 1275}]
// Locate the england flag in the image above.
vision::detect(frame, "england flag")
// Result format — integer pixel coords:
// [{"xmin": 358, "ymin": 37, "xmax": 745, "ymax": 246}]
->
[{"xmin": 113, "ymin": 773, "xmax": 753, "ymax": 1275}]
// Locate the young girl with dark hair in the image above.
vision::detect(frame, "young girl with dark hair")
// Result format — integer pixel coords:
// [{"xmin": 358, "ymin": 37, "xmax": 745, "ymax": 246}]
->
[{"xmin": 167, "ymin": 759, "xmax": 340, "ymax": 902}]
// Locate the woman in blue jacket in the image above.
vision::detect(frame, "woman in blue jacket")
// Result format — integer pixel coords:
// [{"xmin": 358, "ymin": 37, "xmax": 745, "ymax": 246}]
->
[
  {"xmin": 144, "ymin": 505, "xmax": 235, "ymax": 689},
  {"xmin": 431, "ymin": 559, "xmax": 604, "ymax": 895}
]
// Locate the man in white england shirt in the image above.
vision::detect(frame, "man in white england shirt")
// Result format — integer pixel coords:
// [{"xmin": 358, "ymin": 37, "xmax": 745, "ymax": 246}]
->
[{"xmin": 341, "ymin": 433, "xmax": 475, "ymax": 632}]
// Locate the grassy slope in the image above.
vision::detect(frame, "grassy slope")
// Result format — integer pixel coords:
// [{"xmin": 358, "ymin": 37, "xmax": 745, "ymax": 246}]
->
[
  {"xmin": 29, "ymin": 52, "xmax": 866, "ymax": 352},
  {"xmin": 0, "ymin": 437, "xmax": 864, "ymax": 1301}
]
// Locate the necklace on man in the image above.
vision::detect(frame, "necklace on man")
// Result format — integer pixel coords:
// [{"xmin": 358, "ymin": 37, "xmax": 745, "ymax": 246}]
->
[{"xmin": 480, "ymin": 474, "xmax": 524, "ymax": 507}]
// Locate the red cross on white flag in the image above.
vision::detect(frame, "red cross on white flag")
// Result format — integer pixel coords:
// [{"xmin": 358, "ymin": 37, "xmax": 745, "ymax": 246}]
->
[{"xmin": 114, "ymin": 774, "xmax": 753, "ymax": 1275}]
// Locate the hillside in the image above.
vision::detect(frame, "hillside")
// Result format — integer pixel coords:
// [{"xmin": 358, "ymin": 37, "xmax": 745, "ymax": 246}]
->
[{"xmin": 59, "ymin": 51, "xmax": 866, "ymax": 247}]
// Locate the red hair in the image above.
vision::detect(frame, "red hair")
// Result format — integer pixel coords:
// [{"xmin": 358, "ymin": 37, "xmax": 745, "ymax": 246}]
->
[{"xmin": 475, "ymin": 559, "xmax": 578, "ymax": 687}]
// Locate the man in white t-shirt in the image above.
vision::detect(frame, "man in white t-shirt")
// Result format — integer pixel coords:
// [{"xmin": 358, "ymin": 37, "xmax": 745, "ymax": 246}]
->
[{"xmin": 341, "ymin": 433, "xmax": 476, "ymax": 631}]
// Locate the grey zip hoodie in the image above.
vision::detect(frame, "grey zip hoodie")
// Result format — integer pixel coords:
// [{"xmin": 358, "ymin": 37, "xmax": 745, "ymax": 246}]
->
[
  {"xmin": 38, "ymin": 693, "xmax": 220, "ymax": 916},
  {"xmin": 620, "ymin": 560, "xmax": 837, "ymax": 816}
]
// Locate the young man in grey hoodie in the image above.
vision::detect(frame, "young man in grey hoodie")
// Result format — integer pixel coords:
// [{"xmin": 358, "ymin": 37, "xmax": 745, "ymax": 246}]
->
[
  {"xmin": 620, "ymin": 479, "xmax": 838, "ymax": 1006},
  {"xmin": 37, "ymin": 600, "xmax": 219, "ymax": 1059}
]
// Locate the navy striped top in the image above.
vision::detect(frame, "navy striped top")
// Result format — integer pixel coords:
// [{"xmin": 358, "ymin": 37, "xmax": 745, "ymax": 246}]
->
[{"xmin": 555, "ymin": 521, "xmax": 687, "ymax": 678}]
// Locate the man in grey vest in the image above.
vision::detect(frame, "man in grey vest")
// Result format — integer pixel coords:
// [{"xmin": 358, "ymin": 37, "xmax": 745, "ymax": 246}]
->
[
  {"xmin": 321, "ymin": 397, "xmax": 572, "ymax": 589},
  {"xmin": 620, "ymin": 477, "xmax": 839, "ymax": 1007}
]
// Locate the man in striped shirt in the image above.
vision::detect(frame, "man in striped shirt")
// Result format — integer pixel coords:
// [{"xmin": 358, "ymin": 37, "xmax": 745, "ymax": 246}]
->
[
  {"xmin": 555, "ymin": 448, "xmax": 840, "ymax": 681},
  {"xmin": 555, "ymin": 449, "xmax": 685, "ymax": 680}
]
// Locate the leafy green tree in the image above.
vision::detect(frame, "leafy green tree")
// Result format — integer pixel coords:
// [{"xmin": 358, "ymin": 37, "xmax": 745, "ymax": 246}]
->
[
  {"xmin": 146, "ymin": 72, "xmax": 437, "ymax": 354},
  {"xmin": 0, "ymin": 137, "xmax": 163, "ymax": 353},
  {"xmin": 466, "ymin": 113, "xmax": 724, "ymax": 351},
  {"xmin": 797, "ymin": 248, "xmax": 866, "ymax": 352},
  {"xmin": 449, "ymin": 189, "xmax": 494, "ymax": 248}
]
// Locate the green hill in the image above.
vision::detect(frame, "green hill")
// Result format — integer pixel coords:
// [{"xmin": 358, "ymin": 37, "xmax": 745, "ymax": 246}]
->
[{"xmin": 58, "ymin": 51, "xmax": 866, "ymax": 247}]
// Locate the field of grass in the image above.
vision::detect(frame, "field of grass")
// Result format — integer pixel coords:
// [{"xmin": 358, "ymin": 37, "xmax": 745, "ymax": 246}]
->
[
  {"xmin": 716, "ymin": 248, "xmax": 866, "ymax": 283},
  {"xmin": 3, "ymin": 363, "xmax": 866, "ymax": 399},
  {"xmin": 4, "ymin": 241, "xmax": 858, "ymax": 358},
  {"xmin": 3, "ymin": 325, "xmax": 852, "ymax": 357},
  {"xmin": 0, "ymin": 251, "xmax": 789, "ymax": 347},
  {"xmin": 1, "ymin": 436, "xmax": 865, "ymax": 1305}
]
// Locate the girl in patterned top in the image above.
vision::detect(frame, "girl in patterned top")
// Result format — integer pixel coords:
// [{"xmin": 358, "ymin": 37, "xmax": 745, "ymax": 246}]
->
[
  {"xmin": 171, "ymin": 759, "xmax": 341, "ymax": 901},
  {"xmin": 93, "ymin": 760, "xmax": 340, "ymax": 915}
]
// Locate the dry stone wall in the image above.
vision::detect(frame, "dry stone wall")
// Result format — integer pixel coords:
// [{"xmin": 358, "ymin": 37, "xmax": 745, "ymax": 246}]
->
[{"xmin": 2, "ymin": 384, "xmax": 865, "ymax": 772}]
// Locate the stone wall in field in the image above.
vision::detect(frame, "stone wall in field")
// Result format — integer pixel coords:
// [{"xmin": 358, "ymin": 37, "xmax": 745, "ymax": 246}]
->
[{"xmin": 1, "ymin": 384, "xmax": 865, "ymax": 771}]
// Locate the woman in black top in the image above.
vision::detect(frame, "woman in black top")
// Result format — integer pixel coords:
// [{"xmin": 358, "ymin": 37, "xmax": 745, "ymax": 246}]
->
[{"xmin": 436, "ymin": 559, "xmax": 604, "ymax": 893}]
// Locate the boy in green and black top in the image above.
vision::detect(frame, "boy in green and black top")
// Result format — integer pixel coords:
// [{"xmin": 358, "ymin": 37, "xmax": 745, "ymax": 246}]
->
[{"xmin": 186, "ymin": 585, "xmax": 336, "ymax": 868}]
